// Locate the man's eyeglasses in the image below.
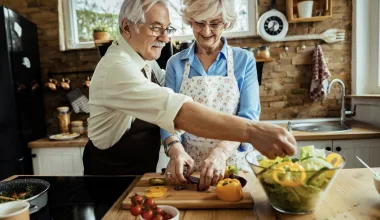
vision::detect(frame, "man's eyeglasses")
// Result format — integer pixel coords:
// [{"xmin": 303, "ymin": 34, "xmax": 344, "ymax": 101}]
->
[
  {"xmin": 141, "ymin": 23, "xmax": 177, "ymax": 37},
  {"xmin": 192, "ymin": 21, "xmax": 225, "ymax": 31}
]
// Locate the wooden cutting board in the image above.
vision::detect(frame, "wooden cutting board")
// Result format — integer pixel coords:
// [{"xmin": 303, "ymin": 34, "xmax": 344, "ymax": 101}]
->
[{"xmin": 122, "ymin": 172, "xmax": 254, "ymax": 209}]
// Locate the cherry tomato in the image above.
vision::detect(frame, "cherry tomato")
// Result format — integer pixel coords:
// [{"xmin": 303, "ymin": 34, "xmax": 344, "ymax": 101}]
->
[
  {"xmin": 163, "ymin": 213, "xmax": 173, "ymax": 220},
  {"xmin": 141, "ymin": 209, "xmax": 154, "ymax": 220},
  {"xmin": 132, "ymin": 194, "xmax": 144, "ymax": 205},
  {"xmin": 130, "ymin": 204, "xmax": 142, "ymax": 216},
  {"xmin": 153, "ymin": 206, "xmax": 162, "ymax": 215},
  {"xmin": 144, "ymin": 198, "xmax": 155, "ymax": 208},
  {"xmin": 153, "ymin": 214, "xmax": 163, "ymax": 220}
]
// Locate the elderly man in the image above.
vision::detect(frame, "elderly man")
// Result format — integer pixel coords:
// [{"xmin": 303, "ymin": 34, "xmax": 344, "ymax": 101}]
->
[{"xmin": 83, "ymin": 0, "xmax": 296, "ymax": 180}]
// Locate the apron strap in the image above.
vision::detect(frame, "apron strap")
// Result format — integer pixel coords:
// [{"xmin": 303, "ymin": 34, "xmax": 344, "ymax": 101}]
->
[{"xmin": 226, "ymin": 46, "xmax": 234, "ymax": 78}]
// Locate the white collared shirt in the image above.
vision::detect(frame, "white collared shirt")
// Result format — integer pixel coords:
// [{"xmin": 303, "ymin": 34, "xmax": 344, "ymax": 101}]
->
[{"xmin": 87, "ymin": 35, "xmax": 192, "ymax": 149}]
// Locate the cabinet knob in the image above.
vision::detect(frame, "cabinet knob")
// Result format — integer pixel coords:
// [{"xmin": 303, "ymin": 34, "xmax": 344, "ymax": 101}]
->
[
  {"xmin": 336, "ymin": 147, "xmax": 341, "ymax": 152},
  {"xmin": 325, "ymin": 147, "xmax": 332, "ymax": 151},
  {"xmin": 31, "ymin": 154, "xmax": 37, "ymax": 158}
]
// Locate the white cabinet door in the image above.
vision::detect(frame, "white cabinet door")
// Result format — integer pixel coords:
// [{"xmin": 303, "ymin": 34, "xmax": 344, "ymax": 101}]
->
[
  {"xmin": 333, "ymin": 139, "xmax": 380, "ymax": 169},
  {"xmin": 32, "ymin": 147, "xmax": 83, "ymax": 176},
  {"xmin": 296, "ymin": 140, "xmax": 333, "ymax": 156}
]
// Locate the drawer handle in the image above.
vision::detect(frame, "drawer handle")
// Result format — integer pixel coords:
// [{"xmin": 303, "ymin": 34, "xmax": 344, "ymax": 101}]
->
[
  {"xmin": 325, "ymin": 147, "xmax": 332, "ymax": 151},
  {"xmin": 31, "ymin": 154, "xmax": 37, "ymax": 158},
  {"xmin": 336, "ymin": 147, "xmax": 341, "ymax": 152}
]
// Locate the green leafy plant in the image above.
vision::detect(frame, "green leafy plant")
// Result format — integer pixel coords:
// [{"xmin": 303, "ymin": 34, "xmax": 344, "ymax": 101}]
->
[
  {"xmin": 76, "ymin": 9, "xmax": 118, "ymax": 42},
  {"xmin": 93, "ymin": 27, "xmax": 108, "ymax": 32}
]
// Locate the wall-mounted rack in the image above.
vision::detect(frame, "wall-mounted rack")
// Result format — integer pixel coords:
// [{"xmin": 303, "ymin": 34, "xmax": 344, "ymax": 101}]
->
[{"xmin": 47, "ymin": 70, "xmax": 94, "ymax": 78}]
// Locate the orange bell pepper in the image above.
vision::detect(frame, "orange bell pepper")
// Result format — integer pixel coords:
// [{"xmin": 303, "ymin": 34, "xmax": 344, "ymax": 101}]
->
[
  {"xmin": 215, "ymin": 178, "xmax": 243, "ymax": 202},
  {"xmin": 272, "ymin": 162, "xmax": 306, "ymax": 187}
]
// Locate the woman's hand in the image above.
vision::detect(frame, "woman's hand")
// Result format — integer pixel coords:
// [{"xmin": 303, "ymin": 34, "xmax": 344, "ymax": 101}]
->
[
  {"xmin": 199, "ymin": 147, "xmax": 229, "ymax": 191},
  {"xmin": 165, "ymin": 142, "xmax": 194, "ymax": 184}
]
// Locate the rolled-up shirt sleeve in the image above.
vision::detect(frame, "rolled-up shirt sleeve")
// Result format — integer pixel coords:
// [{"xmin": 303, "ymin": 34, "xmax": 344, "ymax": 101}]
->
[
  {"xmin": 102, "ymin": 62, "xmax": 191, "ymax": 134},
  {"xmin": 160, "ymin": 58, "xmax": 182, "ymax": 142}
]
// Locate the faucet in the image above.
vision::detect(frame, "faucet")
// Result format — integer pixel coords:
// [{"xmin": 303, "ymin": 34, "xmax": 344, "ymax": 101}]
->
[{"xmin": 327, "ymin": 79, "xmax": 356, "ymax": 126}]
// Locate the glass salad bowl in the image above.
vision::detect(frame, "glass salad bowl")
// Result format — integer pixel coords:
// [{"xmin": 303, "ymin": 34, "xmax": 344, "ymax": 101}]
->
[{"xmin": 246, "ymin": 146, "xmax": 346, "ymax": 214}]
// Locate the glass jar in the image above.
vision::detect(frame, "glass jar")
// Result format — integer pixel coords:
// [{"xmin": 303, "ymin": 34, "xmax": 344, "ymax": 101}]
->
[
  {"xmin": 256, "ymin": 46, "xmax": 271, "ymax": 59},
  {"xmin": 71, "ymin": 120, "xmax": 85, "ymax": 135},
  {"xmin": 56, "ymin": 106, "xmax": 70, "ymax": 134}
]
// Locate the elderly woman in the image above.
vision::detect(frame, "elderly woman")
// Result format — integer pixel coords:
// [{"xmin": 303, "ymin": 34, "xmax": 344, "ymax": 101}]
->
[{"xmin": 160, "ymin": 0, "xmax": 261, "ymax": 190}]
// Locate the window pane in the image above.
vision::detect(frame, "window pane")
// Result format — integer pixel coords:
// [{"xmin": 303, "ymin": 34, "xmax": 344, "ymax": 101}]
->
[
  {"xmin": 75, "ymin": 0, "xmax": 122, "ymax": 42},
  {"xmin": 169, "ymin": 0, "xmax": 249, "ymax": 36}
]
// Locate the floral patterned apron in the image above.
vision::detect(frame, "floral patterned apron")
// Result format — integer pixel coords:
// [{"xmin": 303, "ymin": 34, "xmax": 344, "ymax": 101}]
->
[{"xmin": 180, "ymin": 46, "xmax": 251, "ymax": 172}]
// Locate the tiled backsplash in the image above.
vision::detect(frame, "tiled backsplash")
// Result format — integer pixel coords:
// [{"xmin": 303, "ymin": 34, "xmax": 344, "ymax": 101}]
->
[{"xmin": 2, "ymin": 0, "xmax": 352, "ymax": 133}]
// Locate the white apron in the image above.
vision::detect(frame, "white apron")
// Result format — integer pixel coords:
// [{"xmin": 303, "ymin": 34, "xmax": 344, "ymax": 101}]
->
[{"xmin": 180, "ymin": 46, "xmax": 251, "ymax": 172}]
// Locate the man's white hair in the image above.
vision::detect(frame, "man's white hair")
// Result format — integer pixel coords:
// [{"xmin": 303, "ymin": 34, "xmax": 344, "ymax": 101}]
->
[
  {"xmin": 118, "ymin": 0, "xmax": 168, "ymax": 32},
  {"xmin": 181, "ymin": 0, "xmax": 237, "ymax": 31}
]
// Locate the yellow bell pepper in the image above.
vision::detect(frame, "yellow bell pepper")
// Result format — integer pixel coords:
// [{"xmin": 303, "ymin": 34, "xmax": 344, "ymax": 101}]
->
[
  {"xmin": 272, "ymin": 162, "xmax": 306, "ymax": 187},
  {"xmin": 215, "ymin": 178, "xmax": 243, "ymax": 202},
  {"xmin": 326, "ymin": 153, "xmax": 343, "ymax": 168}
]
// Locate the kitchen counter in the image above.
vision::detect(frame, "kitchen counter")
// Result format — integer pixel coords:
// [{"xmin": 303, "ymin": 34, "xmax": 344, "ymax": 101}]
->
[
  {"xmin": 280, "ymin": 120, "xmax": 380, "ymax": 141},
  {"xmin": 28, "ymin": 120, "xmax": 380, "ymax": 148},
  {"xmin": 3, "ymin": 168, "xmax": 379, "ymax": 219},
  {"xmin": 103, "ymin": 168, "xmax": 380, "ymax": 220},
  {"xmin": 28, "ymin": 135, "xmax": 88, "ymax": 148}
]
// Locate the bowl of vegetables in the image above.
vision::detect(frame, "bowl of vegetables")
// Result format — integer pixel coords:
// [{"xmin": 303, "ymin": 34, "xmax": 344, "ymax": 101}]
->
[{"xmin": 246, "ymin": 145, "xmax": 345, "ymax": 214}]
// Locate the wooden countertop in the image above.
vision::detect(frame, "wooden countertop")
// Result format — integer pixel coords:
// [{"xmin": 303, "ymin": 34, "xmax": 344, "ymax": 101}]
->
[
  {"xmin": 103, "ymin": 168, "xmax": 380, "ymax": 220},
  {"xmin": 28, "ymin": 120, "xmax": 380, "ymax": 148},
  {"xmin": 3, "ymin": 168, "xmax": 379, "ymax": 219},
  {"xmin": 28, "ymin": 135, "xmax": 88, "ymax": 148},
  {"xmin": 284, "ymin": 120, "xmax": 380, "ymax": 141}
]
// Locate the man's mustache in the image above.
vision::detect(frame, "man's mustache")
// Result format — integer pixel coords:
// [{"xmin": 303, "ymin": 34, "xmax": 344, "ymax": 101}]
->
[{"xmin": 151, "ymin": 42, "xmax": 166, "ymax": 48}]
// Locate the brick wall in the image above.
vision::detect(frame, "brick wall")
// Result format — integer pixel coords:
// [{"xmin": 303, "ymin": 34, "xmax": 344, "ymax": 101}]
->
[{"xmin": 2, "ymin": 0, "xmax": 352, "ymax": 133}]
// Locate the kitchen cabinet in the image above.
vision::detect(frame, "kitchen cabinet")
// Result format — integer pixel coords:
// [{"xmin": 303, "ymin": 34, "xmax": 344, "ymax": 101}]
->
[
  {"xmin": 32, "ymin": 147, "xmax": 84, "ymax": 175},
  {"xmin": 297, "ymin": 139, "xmax": 380, "ymax": 168}
]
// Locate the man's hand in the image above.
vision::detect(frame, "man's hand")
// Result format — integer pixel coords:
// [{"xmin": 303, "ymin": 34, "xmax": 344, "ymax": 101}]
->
[
  {"xmin": 249, "ymin": 122, "xmax": 297, "ymax": 159},
  {"xmin": 165, "ymin": 143, "xmax": 194, "ymax": 184}
]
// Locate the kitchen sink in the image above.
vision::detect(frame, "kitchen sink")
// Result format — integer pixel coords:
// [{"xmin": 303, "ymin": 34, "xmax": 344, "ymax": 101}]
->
[{"xmin": 289, "ymin": 122, "xmax": 352, "ymax": 132}]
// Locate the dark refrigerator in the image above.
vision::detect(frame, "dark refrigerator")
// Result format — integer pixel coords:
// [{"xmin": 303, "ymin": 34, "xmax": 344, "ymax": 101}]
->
[{"xmin": 0, "ymin": 6, "xmax": 46, "ymax": 180}]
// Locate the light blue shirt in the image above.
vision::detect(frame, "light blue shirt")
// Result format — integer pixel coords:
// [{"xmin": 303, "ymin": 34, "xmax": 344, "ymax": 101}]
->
[{"xmin": 160, "ymin": 37, "xmax": 261, "ymax": 149}]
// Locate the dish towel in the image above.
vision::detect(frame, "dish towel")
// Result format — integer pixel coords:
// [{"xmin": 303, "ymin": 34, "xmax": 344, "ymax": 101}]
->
[
  {"xmin": 310, "ymin": 45, "xmax": 331, "ymax": 101},
  {"xmin": 66, "ymin": 88, "xmax": 90, "ymax": 113}
]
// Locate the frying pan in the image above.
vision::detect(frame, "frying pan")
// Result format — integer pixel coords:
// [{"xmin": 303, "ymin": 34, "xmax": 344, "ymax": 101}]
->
[{"xmin": 0, "ymin": 179, "xmax": 50, "ymax": 214}]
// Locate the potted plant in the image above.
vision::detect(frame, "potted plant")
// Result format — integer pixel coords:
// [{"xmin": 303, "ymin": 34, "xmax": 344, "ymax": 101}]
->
[{"xmin": 93, "ymin": 27, "xmax": 110, "ymax": 41}]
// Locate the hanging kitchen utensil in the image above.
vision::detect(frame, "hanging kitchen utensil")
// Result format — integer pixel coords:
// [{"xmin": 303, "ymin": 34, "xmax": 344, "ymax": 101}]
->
[
  {"xmin": 83, "ymin": 76, "xmax": 91, "ymax": 88},
  {"xmin": 45, "ymin": 78, "xmax": 58, "ymax": 91},
  {"xmin": 60, "ymin": 78, "xmax": 71, "ymax": 90},
  {"xmin": 257, "ymin": 0, "xmax": 289, "ymax": 42},
  {"xmin": 282, "ymin": 29, "xmax": 346, "ymax": 43}
]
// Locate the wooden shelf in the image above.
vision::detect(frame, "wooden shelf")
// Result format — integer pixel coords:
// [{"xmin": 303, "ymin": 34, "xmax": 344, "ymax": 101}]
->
[
  {"xmin": 256, "ymin": 57, "xmax": 274, "ymax": 62},
  {"xmin": 287, "ymin": 15, "xmax": 331, "ymax": 23},
  {"xmin": 94, "ymin": 39, "xmax": 113, "ymax": 47},
  {"xmin": 347, "ymin": 94, "xmax": 380, "ymax": 99},
  {"xmin": 286, "ymin": 0, "xmax": 332, "ymax": 23}
]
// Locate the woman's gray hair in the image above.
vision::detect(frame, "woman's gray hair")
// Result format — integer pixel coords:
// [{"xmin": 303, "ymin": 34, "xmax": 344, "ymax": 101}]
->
[
  {"xmin": 181, "ymin": 0, "xmax": 237, "ymax": 31},
  {"xmin": 118, "ymin": 0, "xmax": 168, "ymax": 33}
]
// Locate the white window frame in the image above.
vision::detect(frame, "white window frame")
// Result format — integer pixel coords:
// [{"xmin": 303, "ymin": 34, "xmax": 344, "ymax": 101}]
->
[
  {"xmin": 371, "ymin": 0, "xmax": 380, "ymax": 92},
  {"xmin": 59, "ymin": 0, "xmax": 258, "ymax": 51},
  {"xmin": 59, "ymin": 0, "xmax": 95, "ymax": 50},
  {"xmin": 171, "ymin": 0, "xmax": 258, "ymax": 41},
  {"xmin": 352, "ymin": 0, "xmax": 380, "ymax": 94}
]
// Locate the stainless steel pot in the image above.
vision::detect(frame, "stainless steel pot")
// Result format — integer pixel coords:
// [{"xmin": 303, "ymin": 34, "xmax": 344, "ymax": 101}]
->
[{"xmin": 0, "ymin": 178, "xmax": 50, "ymax": 214}]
